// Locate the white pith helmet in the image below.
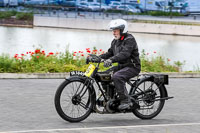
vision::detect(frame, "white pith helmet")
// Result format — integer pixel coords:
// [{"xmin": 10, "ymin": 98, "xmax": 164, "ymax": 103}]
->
[{"xmin": 109, "ymin": 19, "xmax": 128, "ymax": 34}]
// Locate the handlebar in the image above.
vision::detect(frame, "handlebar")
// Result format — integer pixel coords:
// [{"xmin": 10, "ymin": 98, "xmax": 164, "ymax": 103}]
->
[
  {"xmin": 86, "ymin": 54, "xmax": 113, "ymax": 68},
  {"xmin": 86, "ymin": 54, "xmax": 103, "ymax": 64}
]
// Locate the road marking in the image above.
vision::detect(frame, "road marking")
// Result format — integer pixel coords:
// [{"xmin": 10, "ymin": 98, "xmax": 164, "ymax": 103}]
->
[{"xmin": 1, "ymin": 122, "xmax": 200, "ymax": 133}]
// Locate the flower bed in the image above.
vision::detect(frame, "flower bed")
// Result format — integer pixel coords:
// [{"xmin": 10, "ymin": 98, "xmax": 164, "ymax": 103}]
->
[{"xmin": 0, "ymin": 48, "xmax": 183, "ymax": 73}]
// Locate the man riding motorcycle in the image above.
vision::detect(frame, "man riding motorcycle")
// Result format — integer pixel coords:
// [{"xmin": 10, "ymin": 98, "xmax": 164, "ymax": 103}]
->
[
  {"xmin": 101, "ymin": 19, "xmax": 141, "ymax": 110},
  {"xmin": 88, "ymin": 19, "xmax": 141, "ymax": 110}
]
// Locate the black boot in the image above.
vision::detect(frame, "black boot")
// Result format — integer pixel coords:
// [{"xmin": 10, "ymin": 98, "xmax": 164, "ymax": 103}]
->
[
  {"xmin": 118, "ymin": 96, "xmax": 140, "ymax": 110},
  {"xmin": 118, "ymin": 98, "xmax": 133, "ymax": 110}
]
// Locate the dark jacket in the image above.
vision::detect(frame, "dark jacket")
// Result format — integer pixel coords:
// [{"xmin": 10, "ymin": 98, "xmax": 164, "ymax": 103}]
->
[{"xmin": 100, "ymin": 33, "xmax": 141, "ymax": 71}]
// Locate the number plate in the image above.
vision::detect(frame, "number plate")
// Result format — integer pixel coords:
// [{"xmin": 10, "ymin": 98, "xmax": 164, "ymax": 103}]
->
[
  {"xmin": 70, "ymin": 71, "xmax": 85, "ymax": 77},
  {"xmin": 84, "ymin": 64, "xmax": 96, "ymax": 77}
]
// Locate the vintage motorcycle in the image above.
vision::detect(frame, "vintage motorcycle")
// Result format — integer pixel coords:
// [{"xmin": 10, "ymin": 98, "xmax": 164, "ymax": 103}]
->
[{"xmin": 54, "ymin": 54, "xmax": 173, "ymax": 122}]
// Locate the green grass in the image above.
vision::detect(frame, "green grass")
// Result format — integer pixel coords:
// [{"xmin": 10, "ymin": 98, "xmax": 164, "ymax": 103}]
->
[
  {"xmin": 140, "ymin": 50, "xmax": 184, "ymax": 72},
  {"xmin": 0, "ymin": 10, "xmax": 17, "ymax": 19},
  {"xmin": 0, "ymin": 11, "xmax": 33, "ymax": 21},
  {"xmin": 132, "ymin": 19, "xmax": 200, "ymax": 26},
  {"xmin": 105, "ymin": 10, "xmax": 184, "ymax": 16},
  {"xmin": 16, "ymin": 12, "xmax": 33, "ymax": 21},
  {"xmin": 137, "ymin": 11, "xmax": 184, "ymax": 17},
  {"xmin": 0, "ymin": 48, "xmax": 185, "ymax": 73}
]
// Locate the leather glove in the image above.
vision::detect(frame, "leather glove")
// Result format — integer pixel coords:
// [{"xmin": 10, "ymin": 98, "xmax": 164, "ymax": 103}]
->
[{"xmin": 104, "ymin": 59, "xmax": 112, "ymax": 67}]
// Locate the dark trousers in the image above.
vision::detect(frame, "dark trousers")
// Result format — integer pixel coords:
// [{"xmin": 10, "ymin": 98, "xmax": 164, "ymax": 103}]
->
[{"xmin": 112, "ymin": 67, "xmax": 140, "ymax": 101}]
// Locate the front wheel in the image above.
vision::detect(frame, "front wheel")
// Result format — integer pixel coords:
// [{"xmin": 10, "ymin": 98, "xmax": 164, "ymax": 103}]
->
[
  {"xmin": 54, "ymin": 78, "xmax": 94, "ymax": 122},
  {"xmin": 132, "ymin": 79, "xmax": 165, "ymax": 119}
]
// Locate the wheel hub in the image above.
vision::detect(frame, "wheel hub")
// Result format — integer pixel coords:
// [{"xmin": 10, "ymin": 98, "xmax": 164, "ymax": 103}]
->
[
  {"xmin": 144, "ymin": 90, "xmax": 156, "ymax": 105},
  {"xmin": 72, "ymin": 95, "xmax": 81, "ymax": 105}
]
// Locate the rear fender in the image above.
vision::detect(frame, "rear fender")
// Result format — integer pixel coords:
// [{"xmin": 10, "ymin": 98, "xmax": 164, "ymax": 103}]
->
[{"xmin": 138, "ymin": 74, "xmax": 169, "ymax": 97}]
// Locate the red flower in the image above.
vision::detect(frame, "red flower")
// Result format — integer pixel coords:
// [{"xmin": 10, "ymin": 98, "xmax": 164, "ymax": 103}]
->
[
  {"xmin": 56, "ymin": 52, "xmax": 59, "ymax": 54},
  {"xmin": 74, "ymin": 52, "xmax": 77, "ymax": 53},
  {"xmin": 147, "ymin": 53, "xmax": 149, "ymax": 55},
  {"xmin": 42, "ymin": 50, "xmax": 45, "ymax": 53},
  {"xmin": 153, "ymin": 51, "xmax": 157, "ymax": 54},
  {"xmin": 31, "ymin": 52, "xmax": 34, "ymax": 54},
  {"xmin": 47, "ymin": 55, "xmax": 50, "ymax": 57},
  {"xmin": 21, "ymin": 54, "xmax": 25, "ymax": 56},
  {"xmin": 35, "ymin": 49, "xmax": 40, "ymax": 54},
  {"xmin": 79, "ymin": 51, "xmax": 81, "ymax": 53},
  {"xmin": 86, "ymin": 48, "xmax": 90, "ymax": 51},
  {"xmin": 87, "ymin": 50, "xmax": 91, "ymax": 53},
  {"xmin": 36, "ymin": 56, "xmax": 39, "ymax": 59},
  {"xmin": 26, "ymin": 52, "xmax": 28, "ymax": 54},
  {"xmin": 81, "ymin": 54, "xmax": 84, "ymax": 56},
  {"xmin": 100, "ymin": 49, "xmax": 102, "ymax": 51},
  {"xmin": 42, "ymin": 51, "xmax": 45, "ymax": 55},
  {"xmin": 14, "ymin": 54, "xmax": 18, "ymax": 58},
  {"xmin": 49, "ymin": 52, "xmax": 54, "ymax": 55},
  {"xmin": 168, "ymin": 58, "xmax": 171, "ymax": 62},
  {"xmin": 73, "ymin": 53, "xmax": 76, "ymax": 56}
]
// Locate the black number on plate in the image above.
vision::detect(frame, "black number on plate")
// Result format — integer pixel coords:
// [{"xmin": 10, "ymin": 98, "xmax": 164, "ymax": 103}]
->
[{"xmin": 70, "ymin": 71, "xmax": 85, "ymax": 76}]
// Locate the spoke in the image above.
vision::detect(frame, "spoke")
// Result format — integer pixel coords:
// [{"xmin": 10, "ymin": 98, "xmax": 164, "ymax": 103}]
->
[
  {"xmin": 63, "ymin": 99, "xmax": 71, "ymax": 102},
  {"xmin": 78, "ymin": 104, "xmax": 86, "ymax": 115},
  {"xmin": 72, "ymin": 105, "xmax": 75, "ymax": 118},
  {"xmin": 82, "ymin": 95, "xmax": 88, "ymax": 100},
  {"xmin": 72, "ymin": 82, "xmax": 75, "ymax": 94},
  {"xmin": 65, "ymin": 101, "xmax": 73, "ymax": 114},
  {"xmin": 134, "ymin": 87, "xmax": 145, "ymax": 95},
  {"xmin": 71, "ymin": 82, "xmax": 75, "ymax": 94},
  {"xmin": 66, "ymin": 84, "xmax": 74, "ymax": 98},
  {"xmin": 65, "ymin": 100, "xmax": 72, "ymax": 108},
  {"xmin": 154, "ymin": 87, "xmax": 159, "ymax": 93},
  {"xmin": 76, "ymin": 105, "xmax": 81, "ymax": 118},
  {"xmin": 148, "ymin": 82, "xmax": 154, "ymax": 90},
  {"xmin": 65, "ymin": 91, "xmax": 73, "ymax": 99},
  {"xmin": 66, "ymin": 100, "xmax": 75, "ymax": 118}
]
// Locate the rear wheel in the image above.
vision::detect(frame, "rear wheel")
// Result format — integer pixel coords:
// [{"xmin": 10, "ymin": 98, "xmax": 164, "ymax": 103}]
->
[
  {"xmin": 132, "ymin": 79, "xmax": 165, "ymax": 119},
  {"xmin": 54, "ymin": 79, "xmax": 94, "ymax": 122}
]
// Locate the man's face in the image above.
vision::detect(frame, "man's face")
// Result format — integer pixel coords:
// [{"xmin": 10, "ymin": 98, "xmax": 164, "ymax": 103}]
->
[{"xmin": 112, "ymin": 29, "xmax": 121, "ymax": 40}]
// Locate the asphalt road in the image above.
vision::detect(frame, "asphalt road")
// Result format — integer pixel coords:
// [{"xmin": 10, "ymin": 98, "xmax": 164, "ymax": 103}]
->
[{"xmin": 0, "ymin": 78, "xmax": 200, "ymax": 133}]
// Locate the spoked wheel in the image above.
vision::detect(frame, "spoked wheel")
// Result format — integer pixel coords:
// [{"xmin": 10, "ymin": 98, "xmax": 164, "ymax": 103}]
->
[
  {"xmin": 54, "ymin": 79, "xmax": 94, "ymax": 122},
  {"xmin": 132, "ymin": 79, "xmax": 165, "ymax": 119}
]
